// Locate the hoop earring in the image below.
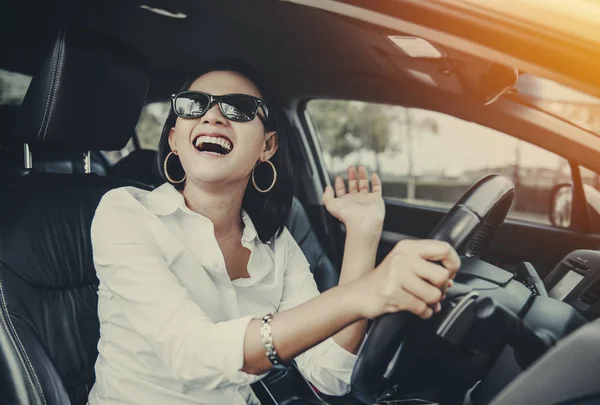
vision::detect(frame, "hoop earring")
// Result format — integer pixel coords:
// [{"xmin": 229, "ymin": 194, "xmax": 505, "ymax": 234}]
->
[
  {"xmin": 252, "ymin": 160, "xmax": 277, "ymax": 193},
  {"xmin": 164, "ymin": 150, "xmax": 186, "ymax": 184}
]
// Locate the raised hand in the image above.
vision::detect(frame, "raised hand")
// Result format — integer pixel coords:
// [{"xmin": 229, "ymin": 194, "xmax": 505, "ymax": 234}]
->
[{"xmin": 322, "ymin": 166, "xmax": 385, "ymax": 233}]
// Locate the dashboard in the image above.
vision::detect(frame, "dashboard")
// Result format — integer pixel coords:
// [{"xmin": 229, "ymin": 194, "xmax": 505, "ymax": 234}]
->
[{"xmin": 543, "ymin": 249, "xmax": 600, "ymax": 320}]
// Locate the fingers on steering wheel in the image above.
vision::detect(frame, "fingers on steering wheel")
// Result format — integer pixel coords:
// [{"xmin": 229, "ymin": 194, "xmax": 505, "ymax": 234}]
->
[
  {"xmin": 414, "ymin": 260, "xmax": 451, "ymax": 290},
  {"xmin": 334, "ymin": 176, "xmax": 346, "ymax": 197},
  {"xmin": 357, "ymin": 166, "xmax": 369, "ymax": 193},
  {"xmin": 442, "ymin": 250, "xmax": 462, "ymax": 278},
  {"xmin": 402, "ymin": 240, "xmax": 461, "ymax": 276},
  {"xmin": 347, "ymin": 166, "xmax": 358, "ymax": 193},
  {"xmin": 403, "ymin": 289, "xmax": 435, "ymax": 319},
  {"xmin": 442, "ymin": 280, "xmax": 454, "ymax": 300},
  {"xmin": 403, "ymin": 273, "xmax": 443, "ymax": 305}
]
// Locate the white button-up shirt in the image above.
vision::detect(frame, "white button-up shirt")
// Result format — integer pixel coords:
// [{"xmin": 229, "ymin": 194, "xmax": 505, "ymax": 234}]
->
[{"xmin": 87, "ymin": 183, "xmax": 357, "ymax": 405}]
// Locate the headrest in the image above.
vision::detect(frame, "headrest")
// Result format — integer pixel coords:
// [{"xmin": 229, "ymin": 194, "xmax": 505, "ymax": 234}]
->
[{"xmin": 14, "ymin": 26, "xmax": 149, "ymax": 152}]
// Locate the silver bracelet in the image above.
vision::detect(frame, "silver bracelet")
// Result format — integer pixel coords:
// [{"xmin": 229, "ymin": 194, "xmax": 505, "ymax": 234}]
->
[{"xmin": 260, "ymin": 313, "xmax": 285, "ymax": 368}]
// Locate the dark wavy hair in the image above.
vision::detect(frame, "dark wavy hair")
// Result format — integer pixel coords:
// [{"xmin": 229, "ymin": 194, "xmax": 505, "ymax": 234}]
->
[{"xmin": 155, "ymin": 58, "xmax": 294, "ymax": 243}]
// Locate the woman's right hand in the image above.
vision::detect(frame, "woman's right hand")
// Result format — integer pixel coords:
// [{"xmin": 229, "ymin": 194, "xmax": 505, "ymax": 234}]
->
[{"xmin": 354, "ymin": 239, "xmax": 461, "ymax": 320}]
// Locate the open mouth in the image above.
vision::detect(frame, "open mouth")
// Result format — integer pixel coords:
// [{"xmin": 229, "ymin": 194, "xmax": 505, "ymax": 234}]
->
[{"xmin": 193, "ymin": 135, "xmax": 233, "ymax": 156}]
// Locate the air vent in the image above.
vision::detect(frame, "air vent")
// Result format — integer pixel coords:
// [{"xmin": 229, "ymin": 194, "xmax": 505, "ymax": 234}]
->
[{"xmin": 579, "ymin": 278, "xmax": 600, "ymax": 306}]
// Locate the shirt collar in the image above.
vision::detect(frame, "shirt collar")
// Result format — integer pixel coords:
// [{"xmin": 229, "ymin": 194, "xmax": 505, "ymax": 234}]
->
[
  {"xmin": 241, "ymin": 210, "xmax": 258, "ymax": 243},
  {"xmin": 147, "ymin": 183, "xmax": 259, "ymax": 243},
  {"xmin": 145, "ymin": 183, "xmax": 187, "ymax": 216}
]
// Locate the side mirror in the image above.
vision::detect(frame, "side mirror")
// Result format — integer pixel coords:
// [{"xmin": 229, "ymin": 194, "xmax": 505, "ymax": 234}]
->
[
  {"xmin": 480, "ymin": 62, "xmax": 519, "ymax": 105},
  {"xmin": 548, "ymin": 183, "xmax": 573, "ymax": 227},
  {"xmin": 549, "ymin": 183, "xmax": 600, "ymax": 227}
]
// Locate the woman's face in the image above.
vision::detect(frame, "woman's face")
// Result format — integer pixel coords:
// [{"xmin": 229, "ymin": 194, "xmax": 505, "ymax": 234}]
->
[{"xmin": 168, "ymin": 70, "xmax": 278, "ymax": 188}]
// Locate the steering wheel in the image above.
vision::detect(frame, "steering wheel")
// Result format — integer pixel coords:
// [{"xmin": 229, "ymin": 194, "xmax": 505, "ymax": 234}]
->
[{"xmin": 351, "ymin": 175, "xmax": 515, "ymax": 404}]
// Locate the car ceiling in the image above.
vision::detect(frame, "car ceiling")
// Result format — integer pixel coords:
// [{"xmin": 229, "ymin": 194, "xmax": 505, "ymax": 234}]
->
[{"xmin": 1, "ymin": 0, "xmax": 493, "ymax": 105}]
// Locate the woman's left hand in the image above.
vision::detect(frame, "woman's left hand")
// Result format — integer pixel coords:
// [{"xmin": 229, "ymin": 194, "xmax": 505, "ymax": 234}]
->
[{"xmin": 322, "ymin": 166, "xmax": 385, "ymax": 234}]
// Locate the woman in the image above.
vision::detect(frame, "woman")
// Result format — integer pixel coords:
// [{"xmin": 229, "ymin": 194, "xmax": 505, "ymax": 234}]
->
[{"xmin": 87, "ymin": 59, "xmax": 459, "ymax": 405}]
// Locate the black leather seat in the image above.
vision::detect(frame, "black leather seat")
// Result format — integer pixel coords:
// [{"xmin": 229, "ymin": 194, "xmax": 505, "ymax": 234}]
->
[{"xmin": 0, "ymin": 26, "xmax": 150, "ymax": 405}]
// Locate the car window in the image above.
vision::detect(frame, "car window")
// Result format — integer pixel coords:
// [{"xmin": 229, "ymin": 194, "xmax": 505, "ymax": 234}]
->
[
  {"xmin": 581, "ymin": 166, "xmax": 600, "ymax": 190},
  {"xmin": 136, "ymin": 101, "xmax": 170, "ymax": 150},
  {"xmin": 307, "ymin": 99, "xmax": 572, "ymax": 227},
  {"xmin": 0, "ymin": 69, "xmax": 31, "ymax": 106}
]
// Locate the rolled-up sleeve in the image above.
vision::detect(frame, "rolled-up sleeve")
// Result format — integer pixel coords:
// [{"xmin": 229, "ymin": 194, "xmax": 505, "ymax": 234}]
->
[
  {"xmin": 278, "ymin": 229, "xmax": 357, "ymax": 396},
  {"xmin": 91, "ymin": 190, "xmax": 262, "ymax": 390}
]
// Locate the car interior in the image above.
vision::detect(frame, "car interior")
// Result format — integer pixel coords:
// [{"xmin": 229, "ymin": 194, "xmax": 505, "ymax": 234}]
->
[{"xmin": 2, "ymin": 1, "xmax": 600, "ymax": 405}]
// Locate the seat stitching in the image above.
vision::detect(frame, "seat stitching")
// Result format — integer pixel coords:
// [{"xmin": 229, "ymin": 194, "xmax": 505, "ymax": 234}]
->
[
  {"xmin": 36, "ymin": 31, "xmax": 61, "ymax": 142},
  {"xmin": 0, "ymin": 275, "xmax": 45, "ymax": 405},
  {"xmin": 42, "ymin": 29, "xmax": 66, "ymax": 142},
  {"xmin": 69, "ymin": 292, "xmax": 84, "ymax": 372}
]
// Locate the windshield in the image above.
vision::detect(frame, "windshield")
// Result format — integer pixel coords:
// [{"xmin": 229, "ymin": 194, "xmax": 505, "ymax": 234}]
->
[{"xmin": 515, "ymin": 73, "xmax": 600, "ymax": 134}]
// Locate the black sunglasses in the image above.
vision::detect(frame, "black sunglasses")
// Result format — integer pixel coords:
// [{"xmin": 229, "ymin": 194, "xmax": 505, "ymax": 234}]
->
[{"xmin": 171, "ymin": 91, "xmax": 269, "ymax": 124}]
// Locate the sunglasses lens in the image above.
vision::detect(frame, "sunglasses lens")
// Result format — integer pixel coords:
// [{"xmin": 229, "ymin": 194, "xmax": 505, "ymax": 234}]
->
[
  {"xmin": 221, "ymin": 95, "xmax": 258, "ymax": 122},
  {"xmin": 174, "ymin": 92, "xmax": 210, "ymax": 118}
]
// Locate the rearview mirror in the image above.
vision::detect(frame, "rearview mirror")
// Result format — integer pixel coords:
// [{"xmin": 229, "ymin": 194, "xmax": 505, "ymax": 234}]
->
[{"xmin": 480, "ymin": 62, "xmax": 519, "ymax": 105}]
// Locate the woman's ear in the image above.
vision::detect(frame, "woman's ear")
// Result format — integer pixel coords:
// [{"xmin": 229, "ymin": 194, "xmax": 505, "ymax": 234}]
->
[
  {"xmin": 168, "ymin": 127, "xmax": 177, "ymax": 152},
  {"xmin": 262, "ymin": 131, "xmax": 279, "ymax": 161}
]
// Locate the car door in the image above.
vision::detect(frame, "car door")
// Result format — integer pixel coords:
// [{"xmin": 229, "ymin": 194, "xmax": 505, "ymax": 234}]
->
[{"xmin": 302, "ymin": 99, "xmax": 600, "ymax": 280}]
